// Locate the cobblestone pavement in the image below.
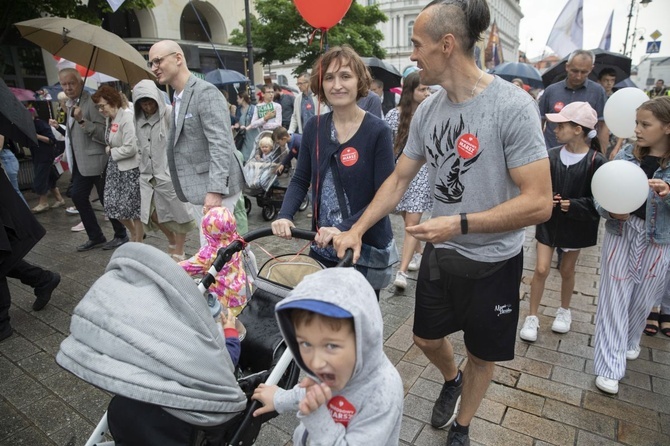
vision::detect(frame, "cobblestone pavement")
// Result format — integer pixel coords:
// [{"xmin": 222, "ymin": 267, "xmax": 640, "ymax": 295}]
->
[{"xmin": 1, "ymin": 179, "xmax": 669, "ymax": 446}]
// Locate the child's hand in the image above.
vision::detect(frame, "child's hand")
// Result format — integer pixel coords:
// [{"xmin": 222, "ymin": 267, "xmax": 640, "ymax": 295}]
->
[
  {"xmin": 552, "ymin": 193, "xmax": 561, "ymax": 208},
  {"xmin": 222, "ymin": 308, "xmax": 236, "ymax": 330},
  {"xmin": 252, "ymin": 384, "xmax": 278, "ymax": 416},
  {"xmin": 649, "ymin": 179, "xmax": 670, "ymax": 197},
  {"xmin": 610, "ymin": 212, "xmax": 629, "ymax": 221},
  {"xmin": 298, "ymin": 380, "xmax": 332, "ymax": 416}
]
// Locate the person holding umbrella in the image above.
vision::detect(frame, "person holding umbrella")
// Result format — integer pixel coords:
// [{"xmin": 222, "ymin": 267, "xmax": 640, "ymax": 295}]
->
[{"xmin": 58, "ymin": 68, "xmax": 129, "ymax": 252}]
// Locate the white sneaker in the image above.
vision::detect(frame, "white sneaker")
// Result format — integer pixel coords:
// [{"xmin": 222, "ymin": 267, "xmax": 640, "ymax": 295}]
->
[
  {"xmin": 394, "ymin": 271, "xmax": 408, "ymax": 289},
  {"xmin": 65, "ymin": 206, "xmax": 79, "ymax": 215},
  {"xmin": 626, "ymin": 345, "xmax": 641, "ymax": 361},
  {"xmin": 552, "ymin": 308, "xmax": 572, "ymax": 333},
  {"xmin": 71, "ymin": 222, "xmax": 85, "ymax": 232},
  {"xmin": 408, "ymin": 253, "xmax": 422, "ymax": 271},
  {"xmin": 595, "ymin": 376, "xmax": 619, "ymax": 394},
  {"xmin": 519, "ymin": 316, "xmax": 540, "ymax": 342}
]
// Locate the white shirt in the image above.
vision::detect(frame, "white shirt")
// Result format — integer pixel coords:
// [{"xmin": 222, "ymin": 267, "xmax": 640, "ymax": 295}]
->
[{"xmin": 173, "ymin": 90, "xmax": 184, "ymax": 126}]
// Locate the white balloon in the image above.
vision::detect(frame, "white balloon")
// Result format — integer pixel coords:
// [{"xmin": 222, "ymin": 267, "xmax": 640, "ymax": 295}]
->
[
  {"xmin": 591, "ymin": 160, "xmax": 649, "ymax": 214},
  {"xmin": 603, "ymin": 87, "xmax": 649, "ymax": 138}
]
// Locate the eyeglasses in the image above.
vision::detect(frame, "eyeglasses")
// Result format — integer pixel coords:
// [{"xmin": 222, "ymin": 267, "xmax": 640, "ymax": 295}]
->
[
  {"xmin": 147, "ymin": 52, "xmax": 177, "ymax": 68},
  {"xmin": 96, "ymin": 102, "xmax": 108, "ymax": 110},
  {"xmin": 297, "ymin": 81, "xmax": 309, "ymax": 85}
]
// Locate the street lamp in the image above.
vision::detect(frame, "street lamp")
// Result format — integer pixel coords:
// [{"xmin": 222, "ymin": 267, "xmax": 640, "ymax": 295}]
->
[
  {"xmin": 244, "ymin": 0, "xmax": 256, "ymax": 104},
  {"xmin": 623, "ymin": 0, "xmax": 652, "ymax": 57}
]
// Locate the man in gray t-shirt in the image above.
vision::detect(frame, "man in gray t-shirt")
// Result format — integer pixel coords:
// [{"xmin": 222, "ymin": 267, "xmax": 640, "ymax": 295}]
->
[
  {"xmin": 404, "ymin": 77, "xmax": 547, "ymax": 262},
  {"xmin": 335, "ymin": 2, "xmax": 552, "ymax": 444}
]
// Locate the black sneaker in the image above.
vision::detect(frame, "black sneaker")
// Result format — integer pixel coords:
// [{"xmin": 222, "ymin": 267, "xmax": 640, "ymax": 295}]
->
[
  {"xmin": 431, "ymin": 378, "xmax": 463, "ymax": 429},
  {"xmin": 447, "ymin": 429, "xmax": 470, "ymax": 446}
]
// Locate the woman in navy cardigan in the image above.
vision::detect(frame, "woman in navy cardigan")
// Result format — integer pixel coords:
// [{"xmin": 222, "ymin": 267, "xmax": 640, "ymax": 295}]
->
[{"xmin": 272, "ymin": 46, "xmax": 397, "ymax": 296}]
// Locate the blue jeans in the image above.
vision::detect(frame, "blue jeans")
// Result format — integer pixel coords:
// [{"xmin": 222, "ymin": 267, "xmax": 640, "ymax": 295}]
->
[{"xmin": 0, "ymin": 150, "xmax": 27, "ymax": 206}]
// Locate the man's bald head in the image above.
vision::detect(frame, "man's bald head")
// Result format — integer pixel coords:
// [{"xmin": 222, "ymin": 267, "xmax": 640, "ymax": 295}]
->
[{"xmin": 148, "ymin": 40, "xmax": 189, "ymax": 90}]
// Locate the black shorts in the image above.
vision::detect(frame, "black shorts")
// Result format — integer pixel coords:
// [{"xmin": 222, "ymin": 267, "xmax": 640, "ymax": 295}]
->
[{"xmin": 413, "ymin": 244, "xmax": 523, "ymax": 362}]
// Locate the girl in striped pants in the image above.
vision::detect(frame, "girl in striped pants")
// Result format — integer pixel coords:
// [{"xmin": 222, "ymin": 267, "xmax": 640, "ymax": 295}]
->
[{"xmin": 594, "ymin": 96, "xmax": 670, "ymax": 395}]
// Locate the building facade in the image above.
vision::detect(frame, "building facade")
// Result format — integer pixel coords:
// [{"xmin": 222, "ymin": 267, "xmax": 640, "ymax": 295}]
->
[{"xmin": 370, "ymin": 0, "xmax": 523, "ymax": 75}]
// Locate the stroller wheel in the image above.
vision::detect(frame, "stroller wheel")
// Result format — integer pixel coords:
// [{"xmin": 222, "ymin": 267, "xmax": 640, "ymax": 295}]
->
[
  {"xmin": 244, "ymin": 196, "xmax": 252, "ymax": 215},
  {"xmin": 262, "ymin": 205, "xmax": 277, "ymax": 221},
  {"xmin": 298, "ymin": 195, "xmax": 310, "ymax": 212}
]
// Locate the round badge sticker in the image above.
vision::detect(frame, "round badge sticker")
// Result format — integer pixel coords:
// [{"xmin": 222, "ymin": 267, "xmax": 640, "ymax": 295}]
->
[
  {"xmin": 340, "ymin": 147, "xmax": 359, "ymax": 167},
  {"xmin": 111, "ymin": 123, "xmax": 119, "ymax": 133},
  {"xmin": 456, "ymin": 133, "xmax": 480, "ymax": 159},
  {"xmin": 553, "ymin": 101, "xmax": 565, "ymax": 112}
]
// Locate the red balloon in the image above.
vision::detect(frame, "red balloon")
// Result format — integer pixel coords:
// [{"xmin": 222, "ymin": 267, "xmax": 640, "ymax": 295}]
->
[{"xmin": 293, "ymin": 0, "xmax": 353, "ymax": 30}]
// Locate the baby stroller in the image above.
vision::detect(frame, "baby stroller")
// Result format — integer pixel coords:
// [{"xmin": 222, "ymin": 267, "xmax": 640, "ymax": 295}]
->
[
  {"xmin": 57, "ymin": 228, "xmax": 346, "ymax": 446},
  {"xmin": 242, "ymin": 131, "xmax": 308, "ymax": 221}
]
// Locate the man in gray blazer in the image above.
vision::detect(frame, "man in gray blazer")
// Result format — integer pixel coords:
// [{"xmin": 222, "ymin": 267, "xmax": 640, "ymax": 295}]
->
[
  {"xmin": 148, "ymin": 41, "xmax": 244, "ymax": 238},
  {"xmin": 58, "ymin": 69, "xmax": 128, "ymax": 252}
]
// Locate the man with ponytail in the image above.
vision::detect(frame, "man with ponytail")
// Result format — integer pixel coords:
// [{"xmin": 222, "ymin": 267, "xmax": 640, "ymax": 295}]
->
[{"xmin": 335, "ymin": 1, "xmax": 552, "ymax": 444}]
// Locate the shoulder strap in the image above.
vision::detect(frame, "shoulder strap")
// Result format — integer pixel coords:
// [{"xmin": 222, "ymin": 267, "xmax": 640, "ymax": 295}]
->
[{"xmin": 330, "ymin": 154, "xmax": 350, "ymax": 220}]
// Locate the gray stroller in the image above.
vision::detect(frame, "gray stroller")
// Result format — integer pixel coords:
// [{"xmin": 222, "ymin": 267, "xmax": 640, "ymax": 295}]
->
[{"xmin": 56, "ymin": 228, "xmax": 334, "ymax": 445}]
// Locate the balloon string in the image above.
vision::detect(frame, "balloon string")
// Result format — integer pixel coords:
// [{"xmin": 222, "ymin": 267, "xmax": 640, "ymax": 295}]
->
[{"xmin": 313, "ymin": 28, "xmax": 326, "ymax": 235}]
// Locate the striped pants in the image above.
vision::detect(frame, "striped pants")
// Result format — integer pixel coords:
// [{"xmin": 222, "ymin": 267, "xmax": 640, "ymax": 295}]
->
[{"xmin": 594, "ymin": 216, "xmax": 670, "ymax": 380}]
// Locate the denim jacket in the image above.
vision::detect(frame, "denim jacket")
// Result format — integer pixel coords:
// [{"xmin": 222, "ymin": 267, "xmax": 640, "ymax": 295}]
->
[{"xmin": 596, "ymin": 144, "xmax": 670, "ymax": 244}]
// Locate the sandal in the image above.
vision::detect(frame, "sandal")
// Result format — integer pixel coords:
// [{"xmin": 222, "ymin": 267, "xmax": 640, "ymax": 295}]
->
[
  {"xmin": 644, "ymin": 311, "xmax": 660, "ymax": 336},
  {"xmin": 660, "ymin": 313, "xmax": 670, "ymax": 338},
  {"xmin": 31, "ymin": 203, "xmax": 50, "ymax": 214}
]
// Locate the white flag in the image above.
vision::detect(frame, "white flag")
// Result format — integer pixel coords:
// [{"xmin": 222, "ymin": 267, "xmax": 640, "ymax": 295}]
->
[
  {"xmin": 106, "ymin": 0, "xmax": 126, "ymax": 12},
  {"xmin": 546, "ymin": 0, "xmax": 584, "ymax": 58},
  {"xmin": 598, "ymin": 11, "xmax": 613, "ymax": 51}
]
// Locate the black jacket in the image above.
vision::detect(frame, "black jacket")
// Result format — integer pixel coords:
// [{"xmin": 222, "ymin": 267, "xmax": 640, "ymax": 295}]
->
[{"xmin": 535, "ymin": 146, "xmax": 607, "ymax": 249}]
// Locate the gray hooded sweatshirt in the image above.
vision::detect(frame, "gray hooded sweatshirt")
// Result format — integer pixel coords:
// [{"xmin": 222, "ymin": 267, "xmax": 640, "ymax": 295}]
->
[
  {"xmin": 56, "ymin": 243, "xmax": 247, "ymax": 426},
  {"xmin": 274, "ymin": 268, "xmax": 403, "ymax": 445}
]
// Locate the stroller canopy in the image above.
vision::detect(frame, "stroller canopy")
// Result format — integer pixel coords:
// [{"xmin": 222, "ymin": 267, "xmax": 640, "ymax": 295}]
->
[{"xmin": 57, "ymin": 243, "xmax": 247, "ymax": 426}]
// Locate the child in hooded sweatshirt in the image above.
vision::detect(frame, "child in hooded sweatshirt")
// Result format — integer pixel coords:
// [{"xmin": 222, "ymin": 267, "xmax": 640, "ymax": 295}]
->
[{"xmin": 251, "ymin": 268, "xmax": 403, "ymax": 445}]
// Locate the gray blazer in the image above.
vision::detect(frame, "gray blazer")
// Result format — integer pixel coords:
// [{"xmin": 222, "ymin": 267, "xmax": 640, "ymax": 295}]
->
[
  {"xmin": 167, "ymin": 75, "xmax": 243, "ymax": 206},
  {"xmin": 67, "ymin": 90, "xmax": 107, "ymax": 177}
]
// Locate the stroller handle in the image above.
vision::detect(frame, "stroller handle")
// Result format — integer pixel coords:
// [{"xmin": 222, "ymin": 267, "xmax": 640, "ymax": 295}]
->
[{"xmin": 241, "ymin": 227, "xmax": 354, "ymax": 267}]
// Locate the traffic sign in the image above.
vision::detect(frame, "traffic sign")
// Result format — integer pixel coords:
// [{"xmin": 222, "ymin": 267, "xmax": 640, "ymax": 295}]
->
[
  {"xmin": 647, "ymin": 41, "xmax": 661, "ymax": 54},
  {"xmin": 650, "ymin": 30, "xmax": 662, "ymax": 41}
]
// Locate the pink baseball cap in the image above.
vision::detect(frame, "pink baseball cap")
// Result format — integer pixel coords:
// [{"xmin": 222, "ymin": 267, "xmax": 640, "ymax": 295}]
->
[{"xmin": 545, "ymin": 101, "xmax": 597, "ymax": 130}]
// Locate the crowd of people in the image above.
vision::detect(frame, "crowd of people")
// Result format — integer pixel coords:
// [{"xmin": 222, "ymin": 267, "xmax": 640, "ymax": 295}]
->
[{"xmin": 2, "ymin": 0, "xmax": 670, "ymax": 444}]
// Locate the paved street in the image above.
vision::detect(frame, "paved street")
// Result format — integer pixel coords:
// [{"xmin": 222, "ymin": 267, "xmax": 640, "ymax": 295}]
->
[{"xmin": 1, "ymin": 176, "xmax": 669, "ymax": 446}]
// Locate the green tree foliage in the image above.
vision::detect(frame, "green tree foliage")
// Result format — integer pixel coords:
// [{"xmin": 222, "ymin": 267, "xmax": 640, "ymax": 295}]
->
[
  {"xmin": 230, "ymin": 0, "xmax": 387, "ymax": 74},
  {"xmin": 2, "ymin": 0, "xmax": 154, "ymax": 46}
]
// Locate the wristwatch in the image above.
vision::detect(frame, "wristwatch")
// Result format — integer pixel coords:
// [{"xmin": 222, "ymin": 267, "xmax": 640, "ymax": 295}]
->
[{"xmin": 460, "ymin": 213, "xmax": 468, "ymax": 235}]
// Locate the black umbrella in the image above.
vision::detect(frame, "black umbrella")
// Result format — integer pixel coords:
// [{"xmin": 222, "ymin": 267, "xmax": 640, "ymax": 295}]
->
[
  {"xmin": 488, "ymin": 62, "xmax": 544, "ymax": 89},
  {"xmin": 205, "ymin": 69, "xmax": 250, "ymax": 86},
  {"xmin": 361, "ymin": 57, "xmax": 402, "ymax": 89},
  {"xmin": 541, "ymin": 49, "xmax": 632, "ymax": 88},
  {"xmin": 0, "ymin": 78, "xmax": 38, "ymax": 148}
]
